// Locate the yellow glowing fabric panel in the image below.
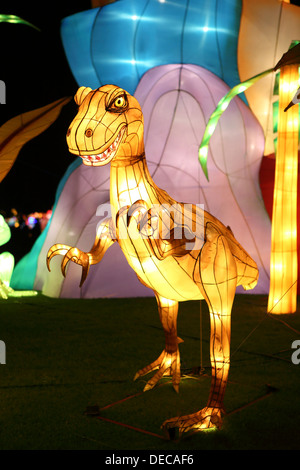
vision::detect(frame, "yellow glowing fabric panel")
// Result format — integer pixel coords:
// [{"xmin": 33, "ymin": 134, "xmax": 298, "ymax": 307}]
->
[
  {"xmin": 47, "ymin": 85, "xmax": 259, "ymax": 435},
  {"xmin": 238, "ymin": 0, "xmax": 300, "ymax": 156},
  {"xmin": 268, "ymin": 65, "xmax": 298, "ymax": 314}
]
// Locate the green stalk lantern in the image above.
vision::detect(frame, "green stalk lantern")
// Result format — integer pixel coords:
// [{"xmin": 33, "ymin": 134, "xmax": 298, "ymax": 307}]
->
[{"xmin": 198, "ymin": 43, "xmax": 300, "ymax": 315}]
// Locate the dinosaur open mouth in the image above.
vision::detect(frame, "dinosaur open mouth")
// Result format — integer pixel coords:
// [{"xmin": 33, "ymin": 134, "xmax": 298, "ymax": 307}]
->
[{"xmin": 80, "ymin": 127, "xmax": 125, "ymax": 166}]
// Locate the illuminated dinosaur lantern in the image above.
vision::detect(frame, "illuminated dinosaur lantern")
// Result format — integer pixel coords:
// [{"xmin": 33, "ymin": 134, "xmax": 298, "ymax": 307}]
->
[{"xmin": 47, "ymin": 85, "xmax": 259, "ymax": 435}]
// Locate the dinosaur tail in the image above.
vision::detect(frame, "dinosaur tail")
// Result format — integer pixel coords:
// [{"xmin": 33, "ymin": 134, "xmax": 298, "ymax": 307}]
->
[
  {"xmin": 204, "ymin": 216, "xmax": 259, "ymax": 292},
  {"xmin": 225, "ymin": 229, "xmax": 259, "ymax": 291},
  {"xmin": 233, "ymin": 247, "xmax": 259, "ymax": 291},
  {"xmin": 240, "ymin": 260, "xmax": 259, "ymax": 290}
]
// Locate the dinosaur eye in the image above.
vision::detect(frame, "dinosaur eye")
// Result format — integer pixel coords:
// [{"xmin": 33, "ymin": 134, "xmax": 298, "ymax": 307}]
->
[
  {"xmin": 115, "ymin": 96, "xmax": 126, "ymax": 108},
  {"xmin": 107, "ymin": 93, "xmax": 128, "ymax": 113}
]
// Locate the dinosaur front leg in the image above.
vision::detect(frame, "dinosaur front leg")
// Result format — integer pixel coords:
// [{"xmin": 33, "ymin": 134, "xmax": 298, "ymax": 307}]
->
[
  {"xmin": 162, "ymin": 226, "xmax": 236, "ymax": 436},
  {"xmin": 47, "ymin": 218, "xmax": 115, "ymax": 286},
  {"xmin": 134, "ymin": 294, "xmax": 182, "ymax": 393}
]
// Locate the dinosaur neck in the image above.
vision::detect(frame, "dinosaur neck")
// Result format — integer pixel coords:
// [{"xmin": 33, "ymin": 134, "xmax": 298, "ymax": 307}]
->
[{"xmin": 110, "ymin": 153, "xmax": 159, "ymax": 213}]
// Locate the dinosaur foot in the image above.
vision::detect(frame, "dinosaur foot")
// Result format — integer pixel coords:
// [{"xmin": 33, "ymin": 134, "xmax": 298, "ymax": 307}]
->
[
  {"xmin": 134, "ymin": 347, "xmax": 181, "ymax": 393},
  {"xmin": 161, "ymin": 406, "xmax": 222, "ymax": 439}
]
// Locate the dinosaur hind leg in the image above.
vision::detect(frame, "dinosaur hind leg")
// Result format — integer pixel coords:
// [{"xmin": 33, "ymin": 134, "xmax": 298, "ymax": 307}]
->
[
  {"xmin": 134, "ymin": 294, "xmax": 182, "ymax": 393},
  {"xmin": 162, "ymin": 227, "xmax": 237, "ymax": 436}
]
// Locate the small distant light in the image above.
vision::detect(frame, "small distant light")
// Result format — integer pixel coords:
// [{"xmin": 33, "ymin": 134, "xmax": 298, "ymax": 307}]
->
[
  {"xmin": 27, "ymin": 216, "xmax": 37, "ymax": 228},
  {"xmin": 202, "ymin": 26, "xmax": 209, "ymax": 32},
  {"xmin": 132, "ymin": 15, "xmax": 138, "ymax": 20}
]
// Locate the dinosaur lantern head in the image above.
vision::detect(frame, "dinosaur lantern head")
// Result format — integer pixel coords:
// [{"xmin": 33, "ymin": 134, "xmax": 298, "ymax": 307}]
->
[{"xmin": 66, "ymin": 84, "xmax": 144, "ymax": 166}]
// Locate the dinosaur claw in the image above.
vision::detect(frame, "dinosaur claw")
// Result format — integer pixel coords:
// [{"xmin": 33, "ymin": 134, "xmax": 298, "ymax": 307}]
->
[
  {"xmin": 46, "ymin": 250, "xmax": 56, "ymax": 272},
  {"xmin": 46, "ymin": 244, "xmax": 71, "ymax": 272},
  {"xmin": 79, "ymin": 265, "xmax": 89, "ymax": 287},
  {"xmin": 61, "ymin": 253, "xmax": 72, "ymax": 278},
  {"xmin": 46, "ymin": 244, "xmax": 91, "ymax": 287},
  {"xmin": 46, "ymin": 257, "xmax": 51, "ymax": 272},
  {"xmin": 133, "ymin": 372, "xmax": 139, "ymax": 381},
  {"xmin": 143, "ymin": 383, "xmax": 154, "ymax": 392}
]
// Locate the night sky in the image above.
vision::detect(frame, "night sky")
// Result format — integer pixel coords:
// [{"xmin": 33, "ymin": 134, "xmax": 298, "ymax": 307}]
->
[{"xmin": 0, "ymin": 2, "xmax": 92, "ymax": 216}]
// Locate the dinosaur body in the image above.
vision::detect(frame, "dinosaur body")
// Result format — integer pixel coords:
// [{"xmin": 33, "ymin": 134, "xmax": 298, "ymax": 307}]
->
[
  {"xmin": 47, "ymin": 85, "xmax": 259, "ymax": 435},
  {"xmin": 111, "ymin": 156, "xmax": 257, "ymax": 302}
]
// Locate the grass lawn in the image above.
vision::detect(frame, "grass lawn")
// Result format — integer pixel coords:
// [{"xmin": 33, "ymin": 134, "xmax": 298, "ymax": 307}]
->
[{"xmin": 0, "ymin": 293, "xmax": 299, "ymax": 450}]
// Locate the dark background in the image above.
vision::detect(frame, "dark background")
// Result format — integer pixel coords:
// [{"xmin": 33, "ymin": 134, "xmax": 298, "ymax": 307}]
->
[
  {"xmin": 0, "ymin": 2, "xmax": 92, "ymax": 216},
  {"xmin": 0, "ymin": 2, "xmax": 92, "ymax": 261}
]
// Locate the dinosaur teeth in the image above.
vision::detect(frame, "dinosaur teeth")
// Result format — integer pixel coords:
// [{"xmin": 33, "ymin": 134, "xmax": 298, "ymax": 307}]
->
[{"xmin": 80, "ymin": 128, "xmax": 124, "ymax": 165}]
